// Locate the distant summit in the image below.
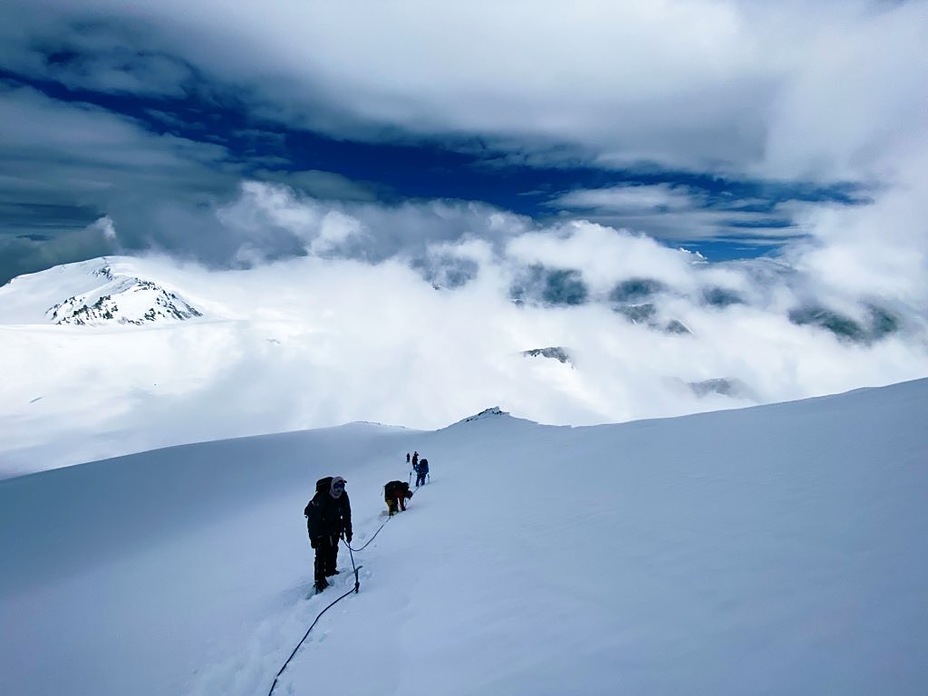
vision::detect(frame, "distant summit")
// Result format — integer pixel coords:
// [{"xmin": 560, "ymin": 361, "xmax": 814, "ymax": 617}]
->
[
  {"xmin": 0, "ymin": 257, "xmax": 204, "ymax": 326},
  {"xmin": 48, "ymin": 263, "xmax": 202, "ymax": 326},
  {"xmin": 0, "ymin": 257, "xmax": 205, "ymax": 326},
  {"xmin": 455, "ymin": 406, "xmax": 510, "ymax": 424}
]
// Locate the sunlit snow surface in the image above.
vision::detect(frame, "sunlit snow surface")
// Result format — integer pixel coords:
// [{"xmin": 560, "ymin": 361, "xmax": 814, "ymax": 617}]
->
[{"xmin": 1, "ymin": 380, "xmax": 926, "ymax": 696}]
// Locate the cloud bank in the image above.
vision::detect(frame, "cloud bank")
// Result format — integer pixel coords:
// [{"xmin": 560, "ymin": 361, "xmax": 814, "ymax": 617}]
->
[{"xmin": 2, "ymin": 179, "xmax": 926, "ymax": 472}]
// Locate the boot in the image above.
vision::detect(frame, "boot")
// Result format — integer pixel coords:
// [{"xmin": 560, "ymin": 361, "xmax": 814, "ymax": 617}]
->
[{"xmin": 314, "ymin": 578, "xmax": 329, "ymax": 594}]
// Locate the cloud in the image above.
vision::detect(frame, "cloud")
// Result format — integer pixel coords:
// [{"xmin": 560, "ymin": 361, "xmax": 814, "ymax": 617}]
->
[
  {"xmin": 5, "ymin": 0, "xmax": 924, "ymax": 182},
  {"xmin": 4, "ymin": 225, "xmax": 927, "ymax": 472},
  {"xmin": 0, "ymin": 5, "xmax": 195, "ymax": 98},
  {"xmin": 762, "ymin": 2, "xmax": 928, "ymax": 182},
  {"xmin": 201, "ymin": 181, "xmax": 926, "ymax": 322},
  {"xmin": 0, "ymin": 84, "xmax": 241, "ymax": 282},
  {"xmin": 250, "ymin": 169, "xmax": 380, "ymax": 202},
  {"xmin": 784, "ymin": 133, "xmax": 928, "ymax": 305},
  {"xmin": 554, "ymin": 185, "xmax": 697, "ymax": 214},
  {"xmin": 0, "ymin": 222, "xmax": 119, "ymax": 284},
  {"xmin": 547, "ymin": 184, "xmax": 801, "ymax": 242},
  {"xmin": 505, "ymin": 221, "xmax": 698, "ymax": 293},
  {"xmin": 0, "ymin": 0, "xmax": 925, "ymax": 329},
  {"xmin": 209, "ymin": 181, "xmax": 534, "ymax": 267},
  {"xmin": 3, "ymin": 169, "xmax": 927, "ymax": 471},
  {"xmin": 63, "ymin": 171, "xmax": 919, "ymax": 328}
]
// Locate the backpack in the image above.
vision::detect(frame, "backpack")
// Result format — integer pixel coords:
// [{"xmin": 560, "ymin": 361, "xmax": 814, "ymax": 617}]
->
[{"xmin": 305, "ymin": 477, "xmax": 333, "ymax": 517}]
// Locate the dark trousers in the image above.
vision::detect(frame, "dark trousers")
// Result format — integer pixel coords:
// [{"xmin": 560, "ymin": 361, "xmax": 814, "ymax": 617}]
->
[
  {"xmin": 416, "ymin": 471, "xmax": 427, "ymax": 487},
  {"xmin": 313, "ymin": 535, "xmax": 339, "ymax": 582},
  {"xmin": 386, "ymin": 495, "xmax": 406, "ymax": 515}
]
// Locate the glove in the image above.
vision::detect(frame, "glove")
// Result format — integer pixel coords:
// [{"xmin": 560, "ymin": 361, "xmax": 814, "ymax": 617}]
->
[{"xmin": 345, "ymin": 531, "xmax": 353, "ymax": 543}]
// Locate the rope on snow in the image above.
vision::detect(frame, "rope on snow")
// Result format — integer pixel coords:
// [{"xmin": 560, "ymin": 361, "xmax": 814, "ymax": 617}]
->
[
  {"xmin": 266, "ymin": 537, "xmax": 363, "ymax": 696},
  {"xmin": 267, "ymin": 475, "xmax": 433, "ymax": 694}
]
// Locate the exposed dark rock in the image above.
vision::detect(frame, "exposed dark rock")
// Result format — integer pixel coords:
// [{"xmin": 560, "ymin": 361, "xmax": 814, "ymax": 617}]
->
[
  {"xmin": 511, "ymin": 265, "xmax": 588, "ymax": 307},
  {"xmin": 522, "ymin": 346, "xmax": 572, "ymax": 364},
  {"xmin": 609, "ymin": 278, "xmax": 665, "ymax": 303},
  {"xmin": 689, "ymin": 378, "xmax": 744, "ymax": 398},
  {"xmin": 664, "ymin": 320, "xmax": 692, "ymax": 335},
  {"xmin": 457, "ymin": 406, "xmax": 509, "ymax": 424},
  {"xmin": 614, "ymin": 303, "xmax": 657, "ymax": 324},
  {"xmin": 417, "ymin": 255, "xmax": 479, "ymax": 289},
  {"xmin": 541, "ymin": 269, "xmax": 588, "ymax": 306},
  {"xmin": 789, "ymin": 306, "xmax": 863, "ymax": 341},
  {"xmin": 790, "ymin": 303, "xmax": 901, "ymax": 343},
  {"xmin": 47, "ymin": 275, "xmax": 202, "ymax": 326},
  {"xmin": 866, "ymin": 305, "xmax": 900, "ymax": 339},
  {"xmin": 702, "ymin": 287, "xmax": 744, "ymax": 308}
]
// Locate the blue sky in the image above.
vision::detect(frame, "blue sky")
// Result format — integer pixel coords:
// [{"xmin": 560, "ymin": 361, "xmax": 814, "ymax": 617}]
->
[{"xmin": 0, "ymin": 0, "xmax": 925, "ymax": 285}]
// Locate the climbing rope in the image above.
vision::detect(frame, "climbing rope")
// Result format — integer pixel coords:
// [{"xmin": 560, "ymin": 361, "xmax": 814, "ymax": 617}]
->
[
  {"xmin": 267, "ymin": 477, "xmax": 432, "ymax": 694},
  {"xmin": 266, "ymin": 537, "xmax": 362, "ymax": 696},
  {"xmin": 343, "ymin": 516, "xmax": 389, "ymax": 552}
]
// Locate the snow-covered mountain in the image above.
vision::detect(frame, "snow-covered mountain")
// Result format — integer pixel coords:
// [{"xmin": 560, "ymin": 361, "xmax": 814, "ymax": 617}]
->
[
  {"xmin": 47, "ymin": 273, "xmax": 202, "ymax": 326},
  {"xmin": 0, "ymin": 257, "xmax": 202, "ymax": 326},
  {"xmin": 1, "ymin": 379, "xmax": 925, "ymax": 696},
  {"xmin": 1, "ymin": 253, "xmax": 927, "ymax": 478}
]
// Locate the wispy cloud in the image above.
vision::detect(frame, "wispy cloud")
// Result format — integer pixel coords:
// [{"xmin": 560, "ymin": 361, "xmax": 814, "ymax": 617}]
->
[{"xmin": 547, "ymin": 184, "xmax": 800, "ymax": 242}]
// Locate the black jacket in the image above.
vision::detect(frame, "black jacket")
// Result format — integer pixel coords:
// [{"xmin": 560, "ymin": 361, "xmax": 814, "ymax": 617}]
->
[
  {"xmin": 305, "ymin": 490, "xmax": 352, "ymax": 542},
  {"xmin": 384, "ymin": 480, "xmax": 413, "ymax": 501}
]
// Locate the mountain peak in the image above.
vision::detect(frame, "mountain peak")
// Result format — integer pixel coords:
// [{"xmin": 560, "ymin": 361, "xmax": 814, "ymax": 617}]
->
[
  {"xmin": 455, "ymin": 406, "xmax": 510, "ymax": 425},
  {"xmin": 42, "ymin": 260, "xmax": 202, "ymax": 326}
]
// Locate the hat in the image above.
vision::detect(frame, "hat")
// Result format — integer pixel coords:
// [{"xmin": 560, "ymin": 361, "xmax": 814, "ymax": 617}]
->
[{"xmin": 330, "ymin": 476, "xmax": 347, "ymax": 498}]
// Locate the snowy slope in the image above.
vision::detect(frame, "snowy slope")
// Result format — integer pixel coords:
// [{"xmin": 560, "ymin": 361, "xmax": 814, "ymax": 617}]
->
[
  {"xmin": 1, "ymin": 379, "xmax": 926, "ymax": 696},
  {"xmin": 2, "ymin": 254, "xmax": 927, "ymax": 478}
]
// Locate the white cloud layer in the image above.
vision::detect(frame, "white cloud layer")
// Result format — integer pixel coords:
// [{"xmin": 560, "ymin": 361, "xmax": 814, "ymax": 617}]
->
[{"xmin": 1, "ymin": 181, "xmax": 926, "ymax": 473}]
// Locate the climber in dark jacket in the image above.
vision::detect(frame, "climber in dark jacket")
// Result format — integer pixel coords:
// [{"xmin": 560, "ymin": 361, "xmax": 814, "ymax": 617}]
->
[
  {"xmin": 415, "ymin": 458, "xmax": 429, "ymax": 487},
  {"xmin": 304, "ymin": 475, "xmax": 352, "ymax": 593},
  {"xmin": 384, "ymin": 480, "xmax": 413, "ymax": 516}
]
